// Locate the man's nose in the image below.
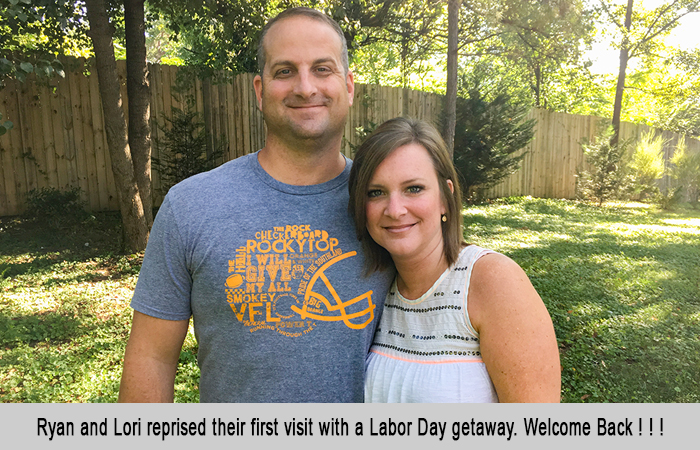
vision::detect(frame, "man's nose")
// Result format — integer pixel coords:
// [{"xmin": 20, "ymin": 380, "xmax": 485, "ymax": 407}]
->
[{"xmin": 293, "ymin": 70, "xmax": 317, "ymax": 98}]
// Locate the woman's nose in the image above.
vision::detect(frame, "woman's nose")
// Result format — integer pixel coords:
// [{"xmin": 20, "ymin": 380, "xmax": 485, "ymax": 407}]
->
[{"xmin": 384, "ymin": 194, "xmax": 407, "ymax": 218}]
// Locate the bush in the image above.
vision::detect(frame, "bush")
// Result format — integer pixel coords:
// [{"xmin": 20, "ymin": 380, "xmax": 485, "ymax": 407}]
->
[
  {"xmin": 669, "ymin": 136, "xmax": 700, "ymax": 207},
  {"xmin": 451, "ymin": 84, "xmax": 535, "ymax": 202},
  {"xmin": 654, "ymin": 186, "xmax": 683, "ymax": 210},
  {"xmin": 152, "ymin": 106, "xmax": 226, "ymax": 194},
  {"xmin": 627, "ymin": 131, "xmax": 665, "ymax": 200},
  {"xmin": 576, "ymin": 125, "xmax": 630, "ymax": 206},
  {"xmin": 24, "ymin": 187, "xmax": 91, "ymax": 229}
]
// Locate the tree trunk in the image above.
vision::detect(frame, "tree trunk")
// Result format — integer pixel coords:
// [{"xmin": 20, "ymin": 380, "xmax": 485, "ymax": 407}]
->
[
  {"xmin": 611, "ymin": 0, "xmax": 634, "ymax": 148},
  {"xmin": 85, "ymin": 0, "xmax": 149, "ymax": 252},
  {"xmin": 443, "ymin": 0, "xmax": 459, "ymax": 158},
  {"xmin": 125, "ymin": 0, "xmax": 153, "ymax": 228}
]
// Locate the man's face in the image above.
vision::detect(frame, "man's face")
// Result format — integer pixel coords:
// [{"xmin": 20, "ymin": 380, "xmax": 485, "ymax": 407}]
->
[{"xmin": 254, "ymin": 16, "xmax": 354, "ymax": 146}]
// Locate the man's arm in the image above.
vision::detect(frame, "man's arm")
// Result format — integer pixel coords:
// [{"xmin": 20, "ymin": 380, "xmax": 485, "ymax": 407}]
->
[{"xmin": 118, "ymin": 311, "xmax": 190, "ymax": 402}]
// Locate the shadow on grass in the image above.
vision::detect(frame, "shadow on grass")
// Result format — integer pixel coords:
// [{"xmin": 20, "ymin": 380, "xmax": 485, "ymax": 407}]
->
[
  {"xmin": 0, "ymin": 310, "xmax": 86, "ymax": 349},
  {"xmin": 0, "ymin": 213, "xmax": 125, "ymax": 259}
]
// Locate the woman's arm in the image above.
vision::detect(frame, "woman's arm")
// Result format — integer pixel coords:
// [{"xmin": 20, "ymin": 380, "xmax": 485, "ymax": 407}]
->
[{"xmin": 468, "ymin": 253, "xmax": 561, "ymax": 402}]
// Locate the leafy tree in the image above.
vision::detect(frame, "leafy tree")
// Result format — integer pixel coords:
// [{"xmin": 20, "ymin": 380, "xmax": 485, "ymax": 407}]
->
[
  {"xmin": 576, "ymin": 125, "xmax": 630, "ymax": 206},
  {"xmin": 85, "ymin": 0, "xmax": 149, "ymax": 251},
  {"xmin": 331, "ymin": 0, "xmax": 444, "ymax": 89},
  {"xmin": 0, "ymin": 0, "xmax": 86, "ymax": 87},
  {"xmin": 125, "ymin": 0, "xmax": 153, "ymax": 227},
  {"xmin": 148, "ymin": 0, "xmax": 273, "ymax": 77},
  {"xmin": 622, "ymin": 48, "xmax": 700, "ymax": 138},
  {"xmin": 444, "ymin": 0, "xmax": 459, "ymax": 156},
  {"xmin": 450, "ymin": 77, "xmax": 536, "ymax": 201},
  {"xmin": 497, "ymin": 0, "xmax": 596, "ymax": 109},
  {"xmin": 598, "ymin": 0, "xmax": 700, "ymax": 146}
]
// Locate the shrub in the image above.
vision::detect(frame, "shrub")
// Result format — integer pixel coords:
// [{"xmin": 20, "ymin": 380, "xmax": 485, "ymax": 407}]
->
[
  {"xmin": 669, "ymin": 136, "xmax": 700, "ymax": 207},
  {"xmin": 627, "ymin": 131, "xmax": 665, "ymax": 200},
  {"xmin": 24, "ymin": 187, "xmax": 91, "ymax": 229},
  {"xmin": 451, "ymin": 85, "xmax": 535, "ymax": 202},
  {"xmin": 152, "ymin": 106, "xmax": 226, "ymax": 194},
  {"xmin": 576, "ymin": 125, "xmax": 630, "ymax": 206},
  {"xmin": 654, "ymin": 186, "xmax": 683, "ymax": 210}
]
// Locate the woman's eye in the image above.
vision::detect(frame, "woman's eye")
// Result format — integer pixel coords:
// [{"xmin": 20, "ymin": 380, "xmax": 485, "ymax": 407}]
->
[
  {"xmin": 407, "ymin": 185, "xmax": 423, "ymax": 194},
  {"xmin": 367, "ymin": 189, "xmax": 383, "ymax": 198}
]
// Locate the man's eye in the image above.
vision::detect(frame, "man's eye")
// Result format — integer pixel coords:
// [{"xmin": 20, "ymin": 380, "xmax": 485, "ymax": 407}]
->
[
  {"xmin": 275, "ymin": 69, "xmax": 292, "ymax": 77},
  {"xmin": 367, "ymin": 189, "xmax": 383, "ymax": 198}
]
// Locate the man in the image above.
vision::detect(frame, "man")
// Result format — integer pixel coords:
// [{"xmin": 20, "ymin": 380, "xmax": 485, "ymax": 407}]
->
[{"xmin": 118, "ymin": 7, "xmax": 392, "ymax": 402}]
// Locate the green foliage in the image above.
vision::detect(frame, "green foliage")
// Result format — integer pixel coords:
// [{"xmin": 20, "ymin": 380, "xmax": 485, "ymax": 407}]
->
[
  {"xmin": 576, "ymin": 125, "xmax": 630, "ymax": 206},
  {"xmin": 669, "ymin": 136, "xmax": 700, "ymax": 206},
  {"xmin": 653, "ymin": 186, "xmax": 683, "ymax": 210},
  {"xmin": 627, "ymin": 131, "xmax": 665, "ymax": 199},
  {"xmin": 496, "ymin": 0, "xmax": 596, "ymax": 109},
  {"xmin": 152, "ymin": 106, "xmax": 226, "ymax": 194},
  {"xmin": 451, "ymin": 79, "xmax": 535, "ymax": 201},
  {"xmin": 148, "ymin": 0, "xmax": 270, "ymax": 77},
  {"xmin": 24, "ymin": 187, "xmax": 91, "ymax": 229},
  {"xmin": 0, "ymin": 0, "xmax": 87, "ymax": 86},
  {"xmin": 347, "ymin": 119, "xmax": 378, "ymax": 156}
]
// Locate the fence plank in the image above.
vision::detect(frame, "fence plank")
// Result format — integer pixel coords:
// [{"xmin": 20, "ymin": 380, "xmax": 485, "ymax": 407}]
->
[
  {"xmin": 68, "ymin": 65, "xmax": 90, "ymax": 206},
  {"xmin": 0, "ymin": 82, "xmax": 16, "ymax": 214},
  {"xmin": 8, "ymin": 83, "xmax": 28, "ymax": 214},
  {"xmin": 16, "ymin": 82, "xmax": 38, "ymax": 197},
  {"xmin": 25, "ymin": 81, "xmax": 48, "ymax": 193},
  {"xmin": 79, "ymin": 63, "xmax": 100, "ymax": 211},
  {"xmin": 88, "ymin": 68, "xmax": 110, "ymax": 210}
]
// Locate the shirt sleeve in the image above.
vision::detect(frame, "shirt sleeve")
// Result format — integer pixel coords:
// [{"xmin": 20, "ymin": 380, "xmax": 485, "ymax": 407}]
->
[{"xmin": 130, "ymin": 195, "xmax": 193, "ymax": 321}]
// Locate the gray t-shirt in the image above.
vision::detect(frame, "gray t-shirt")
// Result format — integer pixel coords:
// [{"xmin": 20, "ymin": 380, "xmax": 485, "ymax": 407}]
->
[{"xmin": 131, "ymin": 152, "xmax": 392, "ymax": 402}]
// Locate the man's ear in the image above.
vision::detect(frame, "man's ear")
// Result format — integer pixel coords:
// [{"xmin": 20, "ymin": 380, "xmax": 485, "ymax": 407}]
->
[
  {"xmin": 346, "ymin": 70, "xmax": 355, "ymax": 106},
  {"xmin": 253, "ymin": 74, "xmax": 263, "ymax": 111}
]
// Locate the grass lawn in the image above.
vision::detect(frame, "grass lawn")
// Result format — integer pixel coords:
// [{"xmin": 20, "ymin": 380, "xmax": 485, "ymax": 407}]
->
[
  {"xmin": 1, "ymin": 197, "xmax": 698, "ymax": 402},
  {"xmin": 464, "ymin": 197, "xmax": 700, "ymax": 402}
]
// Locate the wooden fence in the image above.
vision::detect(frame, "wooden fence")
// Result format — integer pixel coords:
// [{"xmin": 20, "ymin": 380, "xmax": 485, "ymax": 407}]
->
[
  {"xmin": 483, "ymin": 110, "xmax": 700, "ymax": 199},
  {"xmin": 0, "ymin": 59, "xmax": 697, "ymax": 216}
]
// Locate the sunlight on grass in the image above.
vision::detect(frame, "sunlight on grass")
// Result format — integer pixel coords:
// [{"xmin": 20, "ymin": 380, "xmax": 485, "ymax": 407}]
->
[
  {"xmin": 662, "ymin": 218, "xmax": 700, "ymax": 228},
  {"xmin": 602, "ymin": 222, "xmax": 700, "ymax": 236}
]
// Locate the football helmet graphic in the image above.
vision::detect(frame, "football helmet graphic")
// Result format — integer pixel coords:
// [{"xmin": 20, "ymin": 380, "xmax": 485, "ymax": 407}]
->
[{"xmin": 290, "ymin": 251, "xmax": 376, "ymax": 330}]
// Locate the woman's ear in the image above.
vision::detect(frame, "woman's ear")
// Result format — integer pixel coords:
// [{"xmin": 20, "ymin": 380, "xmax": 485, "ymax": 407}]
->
[{"xmin": 447, "ymin": 179, "xmax": 454, "ymax": 194}]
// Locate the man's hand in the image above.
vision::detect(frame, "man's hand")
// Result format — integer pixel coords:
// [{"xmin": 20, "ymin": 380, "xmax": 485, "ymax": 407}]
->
[{"xmin": 118, "ymin": 311, "xmax": 189, "ymax": 402}]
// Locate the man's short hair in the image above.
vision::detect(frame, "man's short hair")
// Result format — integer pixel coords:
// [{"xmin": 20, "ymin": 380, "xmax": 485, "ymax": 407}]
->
[{"xmin": 257, "ymin": 7, "xmax": 349, "ymax": 76}]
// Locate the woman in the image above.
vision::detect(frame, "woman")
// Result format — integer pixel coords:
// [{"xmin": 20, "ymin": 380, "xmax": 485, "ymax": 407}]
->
[{"xmin": 349, "ymin": 117, "xmax": 560, "ymax": 402}]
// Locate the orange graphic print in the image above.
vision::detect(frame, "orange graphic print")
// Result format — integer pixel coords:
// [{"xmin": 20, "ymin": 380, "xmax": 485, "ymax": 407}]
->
[{"xmin": 224, "ymin": 224, "xmax": 375, "ymax": 337}]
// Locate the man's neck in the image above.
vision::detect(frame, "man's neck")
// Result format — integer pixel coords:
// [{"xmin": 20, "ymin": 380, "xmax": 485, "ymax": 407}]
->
[{"xmin": 257, "ymin": 135, "xmax": 346, "ymax": 185}]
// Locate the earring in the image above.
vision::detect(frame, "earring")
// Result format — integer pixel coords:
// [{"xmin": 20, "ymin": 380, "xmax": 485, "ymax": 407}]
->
[{"xmin": 441, "ymin": 214, "xmax": 447, "ymax": 222}]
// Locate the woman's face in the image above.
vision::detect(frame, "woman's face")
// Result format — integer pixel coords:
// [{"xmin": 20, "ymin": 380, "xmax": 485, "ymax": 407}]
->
[{"xmin": 365, "ymin": 143, "xmax": 451, "ymax": 265}]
